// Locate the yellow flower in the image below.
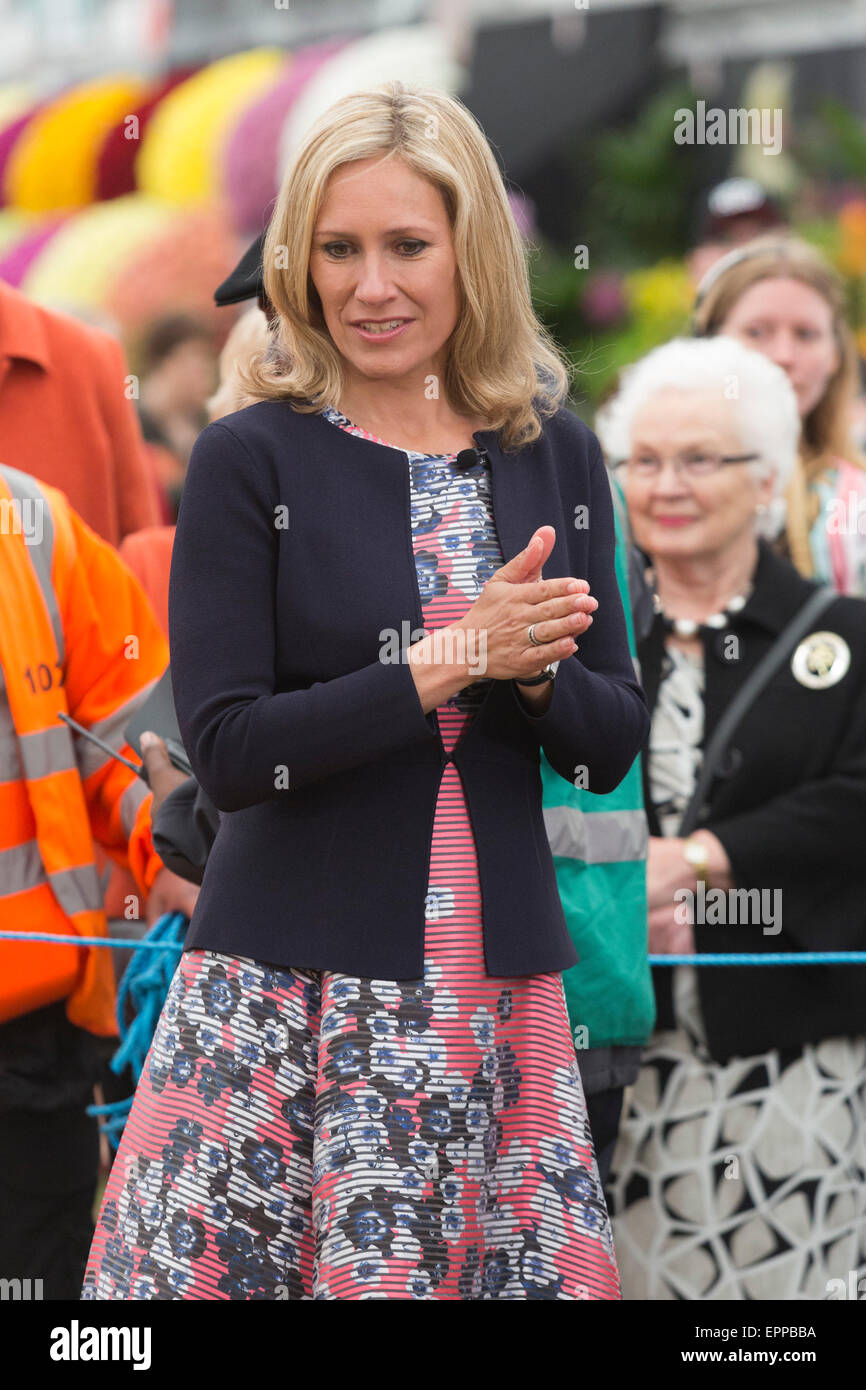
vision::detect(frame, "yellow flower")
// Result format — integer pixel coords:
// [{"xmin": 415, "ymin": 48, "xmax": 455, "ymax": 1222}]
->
[
  {"xmin": 838, "ymin": 200, "xmax": 866, "ymax": 278},
  {"xmin": 6, "ymin": 77, "xmax": 147, "ymax": 211},
  {"xmin": 623, "ymin": 261, "xmax": 693, "ymax": 325},
  {"xmin": 136, "ymin": 49, "xmax": 284, "ymax": 205}
]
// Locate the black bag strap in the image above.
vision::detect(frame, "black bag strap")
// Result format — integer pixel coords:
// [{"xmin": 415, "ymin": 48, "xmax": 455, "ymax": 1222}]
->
[{"xmin": 678, "ymin": 583, "xmax": 838, "ymax": 836}]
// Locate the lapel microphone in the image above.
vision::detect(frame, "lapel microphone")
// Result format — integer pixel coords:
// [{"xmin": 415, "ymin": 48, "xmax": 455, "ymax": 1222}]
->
[{"xmin": 454, "ymin": 447, "xmax": 488, "ymax": 471}]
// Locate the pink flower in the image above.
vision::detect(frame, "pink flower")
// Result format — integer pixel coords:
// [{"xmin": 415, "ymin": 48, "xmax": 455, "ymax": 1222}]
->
[{"xmin": 581, "ymin": 273, "xmax": 627, "ymax": 327}]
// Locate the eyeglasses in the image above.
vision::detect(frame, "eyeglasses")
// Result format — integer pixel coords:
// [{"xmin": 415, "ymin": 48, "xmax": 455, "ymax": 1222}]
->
[{"xmin": 613, "ymin": 451, "xmax": 759, "ymax": 479}]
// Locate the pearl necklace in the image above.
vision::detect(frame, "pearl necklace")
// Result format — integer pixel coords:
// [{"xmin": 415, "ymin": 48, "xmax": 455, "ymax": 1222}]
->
[{"xmin": 650, "ymin": 580, "xmax": 752, "ymax": 638}]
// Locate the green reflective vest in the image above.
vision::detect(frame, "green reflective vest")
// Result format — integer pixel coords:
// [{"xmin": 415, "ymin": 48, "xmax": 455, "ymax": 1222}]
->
[{"xmin": 540, "ymin": 480, "xmax": 655, "ymax": 1048}]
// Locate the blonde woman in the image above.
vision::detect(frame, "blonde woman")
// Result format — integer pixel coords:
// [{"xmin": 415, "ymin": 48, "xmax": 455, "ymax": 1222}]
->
[
  {"xmin": 82, "ymin": 82, "xmax": 648, "ymax": 1301},
  {"xmin": 693, "ymin": 233, "xmax": 866, "ymax": 594}
]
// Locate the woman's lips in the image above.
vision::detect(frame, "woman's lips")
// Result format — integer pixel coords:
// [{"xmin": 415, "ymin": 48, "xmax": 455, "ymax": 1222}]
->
[
  {"xmin": 351, "ymin": 320, "xmax": 413, "ymax": 343},
  {"xmin": 653, "ymin": 515, "xmax": 697, "ymax": 527}
]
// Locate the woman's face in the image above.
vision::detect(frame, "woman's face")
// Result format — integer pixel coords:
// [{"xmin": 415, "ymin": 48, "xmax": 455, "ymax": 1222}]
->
[
  {"xmin": 624, "ymin": 387, "xmax": 775, "ymax": 565},
  {"xmin": 308, "ymin": 155, "xmax": 461, "ymax": 392},
  {"xmin": 719, "ymin": 277, "xmax": 840, "ymax": 418}
]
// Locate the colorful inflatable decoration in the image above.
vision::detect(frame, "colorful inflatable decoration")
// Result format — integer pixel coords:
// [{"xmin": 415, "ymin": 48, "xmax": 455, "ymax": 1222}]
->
[
  {"xmin": 135, "ymin": 48, "xmax": 285, "ymax": 206},
  {"xmin": 222, "ymin": 36, "xmax": 350, "ymax": 237},
  {"xmin": 104, "ymin": 205, "xmax": 239, "ymax": 340},
  {"xmin": 95, "ymin": 68, "xmax": 199, "ymax": 202},
  {"xmin": 20, "ymin": 194, "xmax": 175, "ymax": 314},
  {"xmin": 5, "ymin": 76, "xmax": 148, "ymax": 211},
  {"xmin": 0, "ymin": 215, "xmax": 67, "ymax": 288}
]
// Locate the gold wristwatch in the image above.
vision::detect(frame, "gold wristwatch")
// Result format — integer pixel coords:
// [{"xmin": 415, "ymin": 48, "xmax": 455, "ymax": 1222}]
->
[{"xmin": 683, "ymin": 835, "xmax": 711, "ymax": 887}]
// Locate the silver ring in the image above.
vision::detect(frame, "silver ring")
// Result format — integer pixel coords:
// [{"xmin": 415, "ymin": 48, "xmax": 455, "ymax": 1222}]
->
[{"xmin": 528, "ymin": 624, "xmax": 543, "ymax": 647}]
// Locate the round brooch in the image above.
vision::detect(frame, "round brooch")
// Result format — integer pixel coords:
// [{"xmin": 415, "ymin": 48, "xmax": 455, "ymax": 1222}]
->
[{"xmin": 790, "ymin": 631, "xmax": 851, "ymax": 688}]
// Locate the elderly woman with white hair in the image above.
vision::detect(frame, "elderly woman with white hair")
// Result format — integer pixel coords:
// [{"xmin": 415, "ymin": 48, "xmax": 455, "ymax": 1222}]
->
[{"xmin": 596, "ymin": 335, "xmax": 866, "ymax": 1301}]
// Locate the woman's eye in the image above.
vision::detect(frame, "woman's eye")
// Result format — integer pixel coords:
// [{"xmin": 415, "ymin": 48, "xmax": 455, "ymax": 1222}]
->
[{"xmin": 321, "ymin": 240, "xmax": 428, "ymax": 258}]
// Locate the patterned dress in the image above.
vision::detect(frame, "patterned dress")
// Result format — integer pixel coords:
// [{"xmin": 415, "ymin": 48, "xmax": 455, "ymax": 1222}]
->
[
  {"xmin": 608, "ymin": 643, "xmax": 866, "ymax": 1300},
  {"xmin": 82, "ymin": 405, "xmax": 620, "ymax": 1301}
]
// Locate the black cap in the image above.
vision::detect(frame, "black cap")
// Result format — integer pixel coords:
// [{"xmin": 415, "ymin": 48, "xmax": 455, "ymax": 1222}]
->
[
  {"xmin": 700, "ymin": 178, "xmax": 783, "ymax": 241},
  {"xmin": 214, "ymin": 230, "xmax": 266, "ymax": 307}
]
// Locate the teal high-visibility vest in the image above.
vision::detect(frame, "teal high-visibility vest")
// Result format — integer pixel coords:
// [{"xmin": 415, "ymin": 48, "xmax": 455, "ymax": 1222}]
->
[{"xmin": 540, "ymin": 479, "xmax": 655, "ymax": 1048}]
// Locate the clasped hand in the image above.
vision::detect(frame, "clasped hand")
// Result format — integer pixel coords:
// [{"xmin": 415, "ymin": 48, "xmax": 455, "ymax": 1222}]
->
[{"xmin": 454, "ymin": 525, "xmax": 598, "ymax": 683}]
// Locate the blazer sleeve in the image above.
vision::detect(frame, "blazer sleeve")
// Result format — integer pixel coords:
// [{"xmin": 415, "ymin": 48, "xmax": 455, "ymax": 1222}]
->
[
  {"xmin": 151, "ymin": 777, "xmax": 220, "ymax": 886},
  {"xmin": 510, "ymin": 434, "xmax": 650, "ymax": 793},
  {"xmin": 168, "ymin": 420, "xmax": 435, "ymax": 811}
]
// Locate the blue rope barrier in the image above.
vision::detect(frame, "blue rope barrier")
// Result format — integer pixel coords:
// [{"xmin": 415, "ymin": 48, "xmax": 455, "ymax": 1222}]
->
[
  {"xmin": 649, "ymin": 952, "xmax": 866, "ymax": 965},
  {"xmin": 3, "ymin": 930, "xmax": 866, "ymax": 968},
  {"xmin": 0, "ymin": 930, "xmax": 183, "ymax": 952}
]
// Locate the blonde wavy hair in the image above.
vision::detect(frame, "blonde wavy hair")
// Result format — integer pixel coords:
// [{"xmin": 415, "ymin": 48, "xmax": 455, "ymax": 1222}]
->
[
  {"xmin": 207, "ymin": 304, "xmax": 271, "ymax": 422},
  {"xmin": 238, "ymin": 81, "xmax": 571, "ymax": 452},
  {"xmin": 693, "ymin": 234, "xmax": 866, "ymax": 574}
]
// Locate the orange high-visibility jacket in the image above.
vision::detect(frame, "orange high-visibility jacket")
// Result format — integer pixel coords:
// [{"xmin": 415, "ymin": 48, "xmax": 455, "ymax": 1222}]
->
[{"xmin": 0, "ymin": 465, "xmax": 169, "ymax": 1036}]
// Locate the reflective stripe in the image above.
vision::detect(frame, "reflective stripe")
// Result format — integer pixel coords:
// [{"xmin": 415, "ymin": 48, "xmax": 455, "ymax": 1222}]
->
[
  {"xmin": 632, "ymin": 653, "xmax": 642, "ymax": 684},
  {"xmin": 0, "ymin": 841, "xmax": 104, "ymax": 914},
  {"xmin": 18, "ymin": 724, "xmax": 76, "ymax": 779},
  {"xmin": 543, "ymin": 805, "xmax": 648, "ymax": 864},
  {"xmin": 48, "ymin": 863, "xmax": 104, "ymax": 915},
  {"xmin": 0, "ymin": 687, "xmax": 24, "ymax": 784},
  {"xmin": 0, "ymin": 838, "xmax": 46, "ymax": 894},
  {"xmin": 72, "ymin": 734, "xmax": 110, "ymax": 784},
  {"xmin": 119, "ymin": 774, "xmax": 149, "ymax": 839},
  {"xmin": 73, "ymin": 678, "xmax": 160, "ymax": 781},
  {"xmin": 0, "ymin": 465, "xmax": 63, "ymax": 662}
]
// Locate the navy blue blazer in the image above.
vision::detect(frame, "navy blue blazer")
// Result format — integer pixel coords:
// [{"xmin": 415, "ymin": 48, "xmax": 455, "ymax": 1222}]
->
[{"xmin": 167, "ymin": 399, "xmax": 649, "ymax": 978}]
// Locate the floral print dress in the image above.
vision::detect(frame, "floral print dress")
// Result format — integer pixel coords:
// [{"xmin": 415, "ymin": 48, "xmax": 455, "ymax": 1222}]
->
[{"xmin": 82, "ymin": 405, "xmax": 620, "ymax": 1300}]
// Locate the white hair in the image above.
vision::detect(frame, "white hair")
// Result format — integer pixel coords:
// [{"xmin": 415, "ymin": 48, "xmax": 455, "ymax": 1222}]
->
[
  {"xmin": 207, "ymin": 305, "xmax": 272, "ymax": 422},
  {"xmin": 595, "ymin": 335, "xmax": 801, "ymax": 538}
]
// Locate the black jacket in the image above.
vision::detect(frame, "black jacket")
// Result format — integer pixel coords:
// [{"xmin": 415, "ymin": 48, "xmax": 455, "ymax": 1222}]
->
[
  {"xmin": 152, "ymin": 777, "xmax": 220, "ymax": 886},
  {"xmin": 640, "ymin": 539, "xmax": 866, "ymax": 1062},
  {"xmin": 168, "ymin": 400, "xmax": 649, "ymax": 979}
]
